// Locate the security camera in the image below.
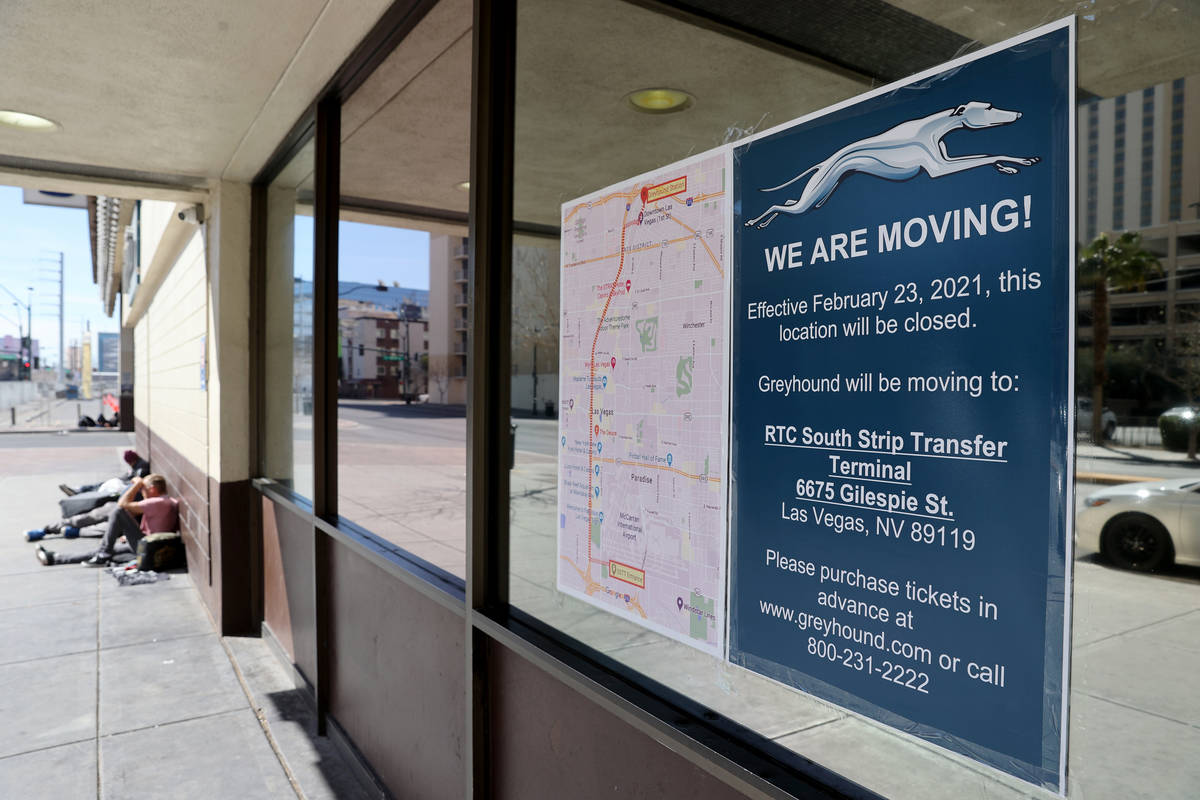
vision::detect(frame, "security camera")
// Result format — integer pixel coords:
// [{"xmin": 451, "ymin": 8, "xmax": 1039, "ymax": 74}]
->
[{"xmin": 177, "ymin": 205, "xmax": 203, "ymax": 225}]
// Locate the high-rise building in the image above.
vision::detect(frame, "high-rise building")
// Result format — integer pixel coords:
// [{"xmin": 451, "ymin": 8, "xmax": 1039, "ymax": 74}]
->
[
  {"xmin": 1077, "ymin": 73, "xmax": 1199, "ymax": 243},
  {"xmin": 1076, "ymin": 72, "xmax": 1200, "ymax": 391},
  {"xmin": 97, "ymin": 331, "xmax": 120, "ymax": 372},
  {"xmin": 428, "ymin": 234, "xmax": 468, "ymax": 405}
]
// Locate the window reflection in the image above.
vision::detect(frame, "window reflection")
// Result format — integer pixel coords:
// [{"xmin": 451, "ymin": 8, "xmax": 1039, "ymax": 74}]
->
[
  {"xmin": 263, "ymin": 142, "xmax": 316, "ymax": 499},
  {"xmin": 509, "ymin": 0, "xmax": 1200, "ymax": 798},
  {"xmin": 334, "ymin": 0, "xmax": 471, "ymax": 578}
]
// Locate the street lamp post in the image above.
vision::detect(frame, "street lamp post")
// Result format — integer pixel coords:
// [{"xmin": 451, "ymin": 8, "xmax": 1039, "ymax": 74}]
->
[
  {"xmin": 396, "ymin": 302, "xmax": 420, "ymax": 404},
  {"xmin": 531, "ymin": 326, "xmax": 539, "ymax": 416}
]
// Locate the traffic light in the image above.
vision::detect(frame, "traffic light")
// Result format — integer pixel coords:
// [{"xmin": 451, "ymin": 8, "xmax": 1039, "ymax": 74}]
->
[{"xmin": 18, "ymin": 336, "xmax": 30, "ymax": 380}]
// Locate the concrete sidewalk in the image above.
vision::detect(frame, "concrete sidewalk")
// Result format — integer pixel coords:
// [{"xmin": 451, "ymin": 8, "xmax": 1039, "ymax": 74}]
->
[
  {"xmin": 1076, "ymin": 438, "xmax": 1200, "ymax": 484},
  {"xmin": 0, "ymin": 434, "xmax": 371, "ymax": 799}
]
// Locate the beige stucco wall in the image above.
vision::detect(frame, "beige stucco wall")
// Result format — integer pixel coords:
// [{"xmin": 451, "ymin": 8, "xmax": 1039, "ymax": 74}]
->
[
  {"xmin": 130, "ymin": 182, "xmax": 253, "ymax": 484},
  {"xmin": 136, "ymin": 228, "xmax": 209, "ymax": 470},
  {"xmin": 138, "ymin": 200, "xmax": 178, "ymax": 269},
  {"xmin": 205, "ymin": 181, "xmax": 252, "ymax": 484}
]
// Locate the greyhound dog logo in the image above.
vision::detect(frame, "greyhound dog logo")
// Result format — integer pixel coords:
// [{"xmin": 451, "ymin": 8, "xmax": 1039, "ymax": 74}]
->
[{"xmin": 744, "ymin": 101, "xmax": 1039, "ymax": 229}]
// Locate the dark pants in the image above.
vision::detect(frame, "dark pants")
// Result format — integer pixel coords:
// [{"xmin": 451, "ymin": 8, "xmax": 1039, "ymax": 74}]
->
[
  {"xmin": 51, "ymin": 508, "xmax": 142, "ymax": 565},
  {"xmin": 45, "ymin": 501, "xmax": 119, "ymax": 534},
  {"xmin": 98, "ymin": 507, "xmax": 144, "ymax": 556}
]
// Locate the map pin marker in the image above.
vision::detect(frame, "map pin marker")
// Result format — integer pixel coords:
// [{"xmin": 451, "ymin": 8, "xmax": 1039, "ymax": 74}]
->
[
  {"xmin": 676, "ymin": 597, "xmax": 684, "ymax": 611},
  {"xmin": 625, "ymin": 280, "xmax": 631, "ymax": 293},
  {"xmin": 595, "ymin": 424, "xmax": 599, "ymax": 436},
  {"xmin": 611, "ymin": 357, "xmax": 616, "ymax": 369}
]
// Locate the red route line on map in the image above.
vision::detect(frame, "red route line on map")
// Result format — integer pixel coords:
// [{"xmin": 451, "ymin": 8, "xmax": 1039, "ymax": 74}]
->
[{"xmin": 586, "ymin": 190, "xmax": 641, "ymax": 570}]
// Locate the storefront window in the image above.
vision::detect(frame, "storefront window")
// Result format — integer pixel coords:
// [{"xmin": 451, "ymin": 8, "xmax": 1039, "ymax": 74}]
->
[
  {"xmin": 510, "ymin": 1, "xmax": 1200, "ymax": 798},
  {"xmin": 335, "ymin": 0, "xmax": 472, "ymax": 579},
  {"xmin": 263, "ymin": 141, "xmax": 316, "ymax": 499}
]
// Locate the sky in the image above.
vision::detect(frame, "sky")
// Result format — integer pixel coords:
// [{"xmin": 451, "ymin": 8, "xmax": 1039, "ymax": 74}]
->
[
  {"xmin": 294, "ymin": 215, "xmax": 430, "ymax": 289},
  {"xmin": 0, "ymin": 186, "xmax": 114, "ymax": 367}
]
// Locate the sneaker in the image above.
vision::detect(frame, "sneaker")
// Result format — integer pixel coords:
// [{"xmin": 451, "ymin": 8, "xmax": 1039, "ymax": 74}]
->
[
  {"xmin": 36, "ymin": 546, "xmax": 55, "ymax": 566},
  {"xmin": 83, "ymin": 553, "xmax": 110, "ymax": 567},
  {"xmin": 24, "ymin": 529, "xmax": 46, "ymax": 542},
  {"xmin": 58, "ymin": 484, "xmax": 77, "ymax": 497},
  {"xmin": 62, "ymin": 526, "xmax": 80, "ymax": 539}
]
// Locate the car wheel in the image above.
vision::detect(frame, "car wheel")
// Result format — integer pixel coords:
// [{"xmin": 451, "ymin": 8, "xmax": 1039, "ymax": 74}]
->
[
  {"xmin": 1103, "ymin": 421, "xmax": 1116, "ymax": 441},
  {"xmin": 1101, "ymin": 514, "xmax": 1173, "ymax": 572}
]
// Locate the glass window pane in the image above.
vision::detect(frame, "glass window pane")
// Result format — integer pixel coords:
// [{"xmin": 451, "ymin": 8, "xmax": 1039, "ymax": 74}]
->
[
  {"xmin": 510, "ymin": 1, "xmax": 1200, "ymax": 798},
  {"xmin": 335, "ymin": 0, "xmax": 471, "ymax": 579},
  {"xmin": 263, "ymin": 141, "xmax": 315, "ymax": 499}
]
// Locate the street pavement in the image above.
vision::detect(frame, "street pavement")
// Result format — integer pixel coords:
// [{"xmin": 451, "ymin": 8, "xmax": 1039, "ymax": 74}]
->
[
  {"xmin": 0, "ymin": 432, "xmax": 370, "ymax": 800},
  {"xmin": 4, "ymin": 395, "xmax": 115, "ymax": 432}
]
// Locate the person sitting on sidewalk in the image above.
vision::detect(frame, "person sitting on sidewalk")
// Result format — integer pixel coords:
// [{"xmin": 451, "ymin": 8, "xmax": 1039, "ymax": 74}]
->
[
  {"xmin": 58, "ymin": 450, "xmax": 149, "ymax": 497},
  {"xmin": 36, "ymin": 474, "xmax": 178, "ymax": 567}
]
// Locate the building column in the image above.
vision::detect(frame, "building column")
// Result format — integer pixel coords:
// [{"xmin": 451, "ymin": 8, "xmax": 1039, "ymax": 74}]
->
[{"xmin": 205, "ymin": 179, "xmax": 256, "ymax": 634}]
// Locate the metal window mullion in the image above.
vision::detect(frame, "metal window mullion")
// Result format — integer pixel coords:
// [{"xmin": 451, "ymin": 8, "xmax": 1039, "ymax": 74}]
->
[
  {"xmin": 313, "ymin": 94, "xmax": 342, "ymax": 735},
  {"xmin": 249, "ymin": 182, "xmax": 268, "ymax": 626},
  {"xmin": 466, "ymin": 0, "xmax": 516, "ymax": 796}
]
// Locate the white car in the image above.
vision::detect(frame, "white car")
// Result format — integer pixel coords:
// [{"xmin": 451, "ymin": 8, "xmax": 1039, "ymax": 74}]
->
[{"xmin": 1077, "ymin": 478, "xmax": 1200, "ymax": 571}]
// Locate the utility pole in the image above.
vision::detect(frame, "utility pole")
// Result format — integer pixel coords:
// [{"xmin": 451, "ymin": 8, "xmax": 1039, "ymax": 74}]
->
[
  {"xmin": 35, "ymin": 252, "xmax": 65, "ymax": 384},
  {"xmin": 56, "ymin": 253, "xmax": 64, "ymax": 384},
  {"xmin": 25, "ymin": 289, "xmax": 31, "ymax": 381}
]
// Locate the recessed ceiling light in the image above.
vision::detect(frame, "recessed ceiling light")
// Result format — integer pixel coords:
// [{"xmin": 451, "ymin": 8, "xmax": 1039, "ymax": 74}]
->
[
  {"xmin": 625, "ymin": 88, "xmax": 693, "ymax": 114},
  {"xmin": 0, "ymin": 110, "xmax": 60, "ymax": 132},
  {"xmin": 456, "ymin": 181, "xmax": 470, "ymax": 191}
]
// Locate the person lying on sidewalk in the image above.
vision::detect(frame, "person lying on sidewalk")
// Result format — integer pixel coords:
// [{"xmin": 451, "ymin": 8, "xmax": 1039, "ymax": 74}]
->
[
  {"xmin": 58, "ymin": 450, "xmax": 150, "ymax": 496},
  {"xmin": 36, "ymin": 474, "xmax": 178, "ymax": 567},
  {"xmin": 24, "ymin": 500, "xmax": 121, "ymax": 542}
]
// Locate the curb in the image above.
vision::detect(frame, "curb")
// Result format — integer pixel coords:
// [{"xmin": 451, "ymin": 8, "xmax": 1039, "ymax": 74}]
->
[{"xmin": 1076, "ymin": 471, "xmax": 1164, "ymax": 485}]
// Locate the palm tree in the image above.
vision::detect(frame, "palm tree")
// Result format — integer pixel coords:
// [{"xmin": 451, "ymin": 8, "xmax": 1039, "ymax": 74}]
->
[{"xmin": 1077, "ymin": 232, "xmax": 1162, "ymax": 442}]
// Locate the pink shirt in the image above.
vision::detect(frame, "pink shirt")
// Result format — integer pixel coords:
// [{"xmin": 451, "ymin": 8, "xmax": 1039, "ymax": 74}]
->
[{"xmin": 139, "ymin": 496, "xmax": 180, "ymax": 535}]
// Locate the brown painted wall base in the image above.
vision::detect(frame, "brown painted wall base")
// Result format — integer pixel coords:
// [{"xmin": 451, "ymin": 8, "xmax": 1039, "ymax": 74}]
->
[
  {"xmin": 329, "ymin": 542, "xmax": 466, "ymax": 799},
  {"xmin": 135, "ymin": 418, "xmax": 256, "ymax": 634},
  {"xmin": 490, "ymin": 641, "xmax": 745, "ymax": 799},
  {"xmin": 261, "ymin": 497, "xmax": 317, "ymax": 681}
]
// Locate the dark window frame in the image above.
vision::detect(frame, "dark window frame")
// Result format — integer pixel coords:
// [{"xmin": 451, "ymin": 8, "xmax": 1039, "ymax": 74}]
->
[{"xmin": 244, "ymin": 1, "xmax": 915, "ymax": 797}]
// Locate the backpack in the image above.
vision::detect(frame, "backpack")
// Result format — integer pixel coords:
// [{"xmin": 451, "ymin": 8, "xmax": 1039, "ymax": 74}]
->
[{"xmin": 136, "ymin": 532, "xmax": 186, "ymax": 571}]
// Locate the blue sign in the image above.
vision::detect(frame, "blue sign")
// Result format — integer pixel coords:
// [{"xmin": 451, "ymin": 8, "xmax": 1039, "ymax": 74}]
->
[{"xmin": 729, "ymin": 22, "xmax": 1072, "ymax": 790}]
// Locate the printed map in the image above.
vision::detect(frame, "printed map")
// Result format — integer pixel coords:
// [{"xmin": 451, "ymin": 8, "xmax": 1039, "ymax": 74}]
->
[{"xmin": 557, "ymin": 152, "xmax": 729, "ymax": 655}]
